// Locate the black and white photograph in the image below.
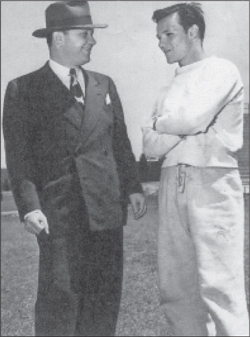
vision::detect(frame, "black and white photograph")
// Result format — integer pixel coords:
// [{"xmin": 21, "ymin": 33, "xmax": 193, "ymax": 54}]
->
[{"xmin": 1, "ymin": 1, "xmax": 249, "ymax": 336}]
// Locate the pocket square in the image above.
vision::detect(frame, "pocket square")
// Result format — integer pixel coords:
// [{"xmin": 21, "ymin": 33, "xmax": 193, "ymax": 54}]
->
[{"xmin": 105, "ymin": 93, "xmax": 111, "ymax": 104}]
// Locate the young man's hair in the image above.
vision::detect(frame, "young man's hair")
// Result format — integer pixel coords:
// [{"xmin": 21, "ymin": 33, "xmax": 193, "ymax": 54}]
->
[{"xmin": 152, "ymin": 2, "xmax": 205, "ymax": 42}]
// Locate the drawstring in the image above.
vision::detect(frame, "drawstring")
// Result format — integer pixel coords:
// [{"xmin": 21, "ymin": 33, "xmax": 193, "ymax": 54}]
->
[{"xmin": 177, "ymin": 164, "xmax": 187, "ymax": 193}]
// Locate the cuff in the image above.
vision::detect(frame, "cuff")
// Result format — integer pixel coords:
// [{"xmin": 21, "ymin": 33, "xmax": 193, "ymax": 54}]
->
[{"xmin": 23, "ymin": 209, "xmax": 42, "ymax": 221}]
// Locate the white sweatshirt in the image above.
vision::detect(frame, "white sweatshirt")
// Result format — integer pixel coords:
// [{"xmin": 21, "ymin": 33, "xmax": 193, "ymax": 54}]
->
[{"xmin": 142, "ymin": 56, "xmax": 244, "ymax": 168}]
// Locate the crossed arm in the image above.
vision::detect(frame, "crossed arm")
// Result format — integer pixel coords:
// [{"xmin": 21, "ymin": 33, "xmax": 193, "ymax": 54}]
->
[{"xmin": 142, "ymin": 61, "xmax": 243, "ymax": 158}]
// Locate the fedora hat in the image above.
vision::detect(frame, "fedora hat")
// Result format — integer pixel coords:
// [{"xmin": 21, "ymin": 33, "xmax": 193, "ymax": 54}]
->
[{"xmin": 32, "ymin": 1, "xmax": 108, "ymax": 38}]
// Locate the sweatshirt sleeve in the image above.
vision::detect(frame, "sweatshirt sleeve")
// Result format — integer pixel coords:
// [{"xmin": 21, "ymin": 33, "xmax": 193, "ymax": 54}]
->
[
  {"xmin": 141, "ymin": 86, "xmax": 183, "ymax": 158},
  {"xmin": 155, "ymin": 59, "xmax": 244, "ymax": 136},
  {"xmin": 142, "ymin": 127, "xmax": 182, "ymax": 158}
]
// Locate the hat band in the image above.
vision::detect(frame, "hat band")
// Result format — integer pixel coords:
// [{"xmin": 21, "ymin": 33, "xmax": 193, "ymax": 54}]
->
[{"xmin": 48, "ymin": 16, "xmax": 93, "ymax": 28}]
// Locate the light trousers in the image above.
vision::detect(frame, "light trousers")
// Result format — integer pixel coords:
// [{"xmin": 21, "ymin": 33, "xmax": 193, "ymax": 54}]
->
[{"xmin": 158, "ymin": 165, "xmax": 249, "ymax": 336}]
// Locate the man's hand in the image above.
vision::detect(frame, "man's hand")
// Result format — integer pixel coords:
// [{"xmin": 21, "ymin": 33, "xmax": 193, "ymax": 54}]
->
[
  {"xmin": 24, "ymin": 210, "xmax": 49, "ymax": 235},
  {"xmin": 129, "ymin": 193, "xmax": 147, "ymax": 220}
]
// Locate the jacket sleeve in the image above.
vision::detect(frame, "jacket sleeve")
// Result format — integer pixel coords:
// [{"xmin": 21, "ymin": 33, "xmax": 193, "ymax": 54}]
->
[
  {"xmin": 108, "ymin": 78, "xmax": 143, "ymax": 200},
  {"xmin": 3, "ymin": 80, "xmax": 41, "ymax": 221}
]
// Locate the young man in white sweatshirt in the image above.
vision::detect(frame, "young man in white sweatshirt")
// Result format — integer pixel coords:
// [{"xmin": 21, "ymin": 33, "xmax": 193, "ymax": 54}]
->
[{"xmin": 142, "ymin": 2, "xmax": 249, "ymax": 336}]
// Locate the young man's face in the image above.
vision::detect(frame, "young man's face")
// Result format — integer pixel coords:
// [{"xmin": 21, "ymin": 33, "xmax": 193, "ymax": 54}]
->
[
  {"xmin": 60, "ymin": 28, "xmax": 96, "ymax": 67},
  {"xmin": 156, "ymin": 12, "xmax": 192, "ymax": 67}
]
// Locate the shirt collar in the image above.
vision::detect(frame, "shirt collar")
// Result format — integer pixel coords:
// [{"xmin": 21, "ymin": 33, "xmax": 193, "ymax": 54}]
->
[
  {"xmin": 175, "ymin": 56, "xmax": 214, "ymax": 76},
  {"xmin": 49, "ymin": 59, "xmax": 72, "ymax": 78},
  {"xmin": 49, "ymin": 59, "xmax": 84, "ymax": 89}
]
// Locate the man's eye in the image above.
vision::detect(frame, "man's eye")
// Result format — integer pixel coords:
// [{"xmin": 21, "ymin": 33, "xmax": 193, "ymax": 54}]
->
[
  {"xmin": 167, "ymin": 33, "xmax": 173, "ymax": 37},
  {"xmin": 80, "ymin": 31, "xmax": 88, "ymax": 37}
]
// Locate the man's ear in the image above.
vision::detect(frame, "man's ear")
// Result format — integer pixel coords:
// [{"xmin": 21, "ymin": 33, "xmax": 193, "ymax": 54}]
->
[
  {"xmin": 53, "ymin": 31, "xmax": 65, "ymax": 48},
  {"xmin": 188, "ymin": 24, "xmax": 199, "ymax": 40}
]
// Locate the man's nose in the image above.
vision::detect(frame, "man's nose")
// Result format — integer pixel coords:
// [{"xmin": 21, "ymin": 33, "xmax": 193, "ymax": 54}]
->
[
  {"xmin": 158, "ymin": 38, "xmax": 166, "ymax": 50},
  {"xmin": 88, "ymin": 35, "xmax": 96, "ymax": 46}
]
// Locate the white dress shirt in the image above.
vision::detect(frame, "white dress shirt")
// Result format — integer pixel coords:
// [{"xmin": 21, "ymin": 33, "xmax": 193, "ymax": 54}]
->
[{"xmin": 49, "ymin": 59, "xmax": 85, "ymax": 97}]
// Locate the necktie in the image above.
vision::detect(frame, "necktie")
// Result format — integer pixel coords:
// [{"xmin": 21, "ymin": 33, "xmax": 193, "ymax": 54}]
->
[{"xmin": 69, "ymin": 68, "xmax": 85, "ymax": 109}]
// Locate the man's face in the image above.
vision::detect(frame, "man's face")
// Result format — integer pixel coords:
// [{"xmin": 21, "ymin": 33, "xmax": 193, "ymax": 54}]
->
[
  {"xmin": 156, "ymin": 12, "xmax": 191, "ymax": 66},
  {"xmin": 61, "ymin": 28, "xmax": 96, "ymax": 67}
]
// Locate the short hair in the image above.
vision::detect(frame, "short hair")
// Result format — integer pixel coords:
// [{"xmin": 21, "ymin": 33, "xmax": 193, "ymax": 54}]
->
[
  {"xmin": 152, "ymin": 2, "xmax": 205, "ymax": 42},
  {"xmin": 46, "ymin": 33, "xmax": 53, "ymax": 47}
]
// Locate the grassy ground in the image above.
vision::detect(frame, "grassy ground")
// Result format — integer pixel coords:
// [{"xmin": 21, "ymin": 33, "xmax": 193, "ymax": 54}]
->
[
  {"xmin": 1, "ymin": 191, "xmax": 17, "ymax": 213},
  {"xmin": 1, "ymin": 193, "xmax": 249, "ymax": 336}
]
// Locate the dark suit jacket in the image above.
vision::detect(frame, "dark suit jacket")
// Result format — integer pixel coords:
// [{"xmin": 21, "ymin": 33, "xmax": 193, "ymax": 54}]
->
[{"xmin": 3, "ymin": 62, "xmax": 142, "ymax": 232}]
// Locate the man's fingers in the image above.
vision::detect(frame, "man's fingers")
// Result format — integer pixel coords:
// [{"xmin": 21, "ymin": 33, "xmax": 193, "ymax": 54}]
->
[
  {"xmin": 44, "ymin": 225, "xmax": 49, "ymax": 235},
  {"xmin": 134, "ymin": 202, "xmax": 147, "ymax": 219},
  {"xmin": 129, "ymin": 193, "xmax": 147, "ymax": 220},
  {"xmin": 40, "ymin": 215, "xmax": 49, "ymax": 234},
  {"xmin": 24, "ymin": 220, "xmax": 44, "ymax": 235},
  {"xmin": 24, "ymin": 211, "xmax": 49, "ymax": 235},
  {"xmin": 133, "ymin": 198, "xmax": 147, "ymax": 219},
  {"xmin": 131, "ymin": 201, "xmax": 138, "ymax": 216},
  {"xmin": 134, "ymin": 202, "xmax": 143, "ymax": 216}
]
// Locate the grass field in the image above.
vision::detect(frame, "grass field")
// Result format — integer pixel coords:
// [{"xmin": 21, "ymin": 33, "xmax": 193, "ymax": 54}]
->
[
  {"xmin": 1, "ymin": 191, "xmax": 18, "ymax": 213},
  {"xmin": 1, "ymin": 192, "xmax": 249, "ymax": 336}
]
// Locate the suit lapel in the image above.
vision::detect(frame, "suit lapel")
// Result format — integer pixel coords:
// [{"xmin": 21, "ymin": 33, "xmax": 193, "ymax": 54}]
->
[
  {"xmin": 40, "ymin": 62, "xmax": 74, "ymax": 107},
  {"xmin": 63, "ymin": 103, "xmax": 84, "ymax": 130},
  {"xmin": 38, "ymin": 63, "xmax": 107, "ymax": 136},
  {"xmin": 79, "ymin": 69, "xmax": 107, "ymax": 143},
  {"xmin": 40, "ymin": 63, "xmax": 84, "ymax": 130}
]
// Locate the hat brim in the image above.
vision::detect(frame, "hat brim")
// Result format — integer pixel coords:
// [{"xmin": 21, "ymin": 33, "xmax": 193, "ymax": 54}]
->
[{"xmin": 32, "ymin": 24, "xmax": 108, "ymax": 38}]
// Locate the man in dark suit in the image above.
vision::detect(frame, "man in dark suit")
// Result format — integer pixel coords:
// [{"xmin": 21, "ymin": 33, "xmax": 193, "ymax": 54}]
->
[{"xmin": 3, "ymin": 1, "xmax": 146, "ymax": 336}]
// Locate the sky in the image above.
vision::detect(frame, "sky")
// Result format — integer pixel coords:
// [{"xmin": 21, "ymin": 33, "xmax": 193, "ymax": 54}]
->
[{"xmin": 1, "ymin": 0, "xmax": 249, "ymax": 167}]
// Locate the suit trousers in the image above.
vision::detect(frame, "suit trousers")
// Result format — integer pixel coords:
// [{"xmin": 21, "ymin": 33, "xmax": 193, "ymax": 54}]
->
[
  {"xmin": 158, "ymin": 165, "xmax": 249, "ymax": 336},
  {"xmin": 35, "ymin": 177, "xmax": 123, "ymax": 337}
]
